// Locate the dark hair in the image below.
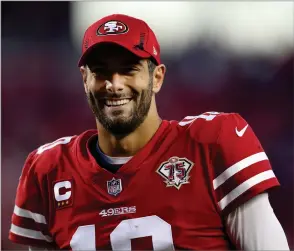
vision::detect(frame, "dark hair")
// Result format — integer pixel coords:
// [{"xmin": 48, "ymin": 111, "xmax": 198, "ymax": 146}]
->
[{"xmin": 147, "ymin": 58, "xmax": 156, "ymax": 76}]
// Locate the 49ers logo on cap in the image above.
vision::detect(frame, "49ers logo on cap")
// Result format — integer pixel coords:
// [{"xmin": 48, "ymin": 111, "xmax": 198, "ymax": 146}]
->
[{"xmin": 97, "ymin": 20, "xmax": 128, "ymax": 36}]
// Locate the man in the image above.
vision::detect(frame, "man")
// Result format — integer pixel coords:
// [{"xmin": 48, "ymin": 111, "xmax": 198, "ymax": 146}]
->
[{"xmin": 9, "ymin": 14, "xmax": 289, "ymax": 250}]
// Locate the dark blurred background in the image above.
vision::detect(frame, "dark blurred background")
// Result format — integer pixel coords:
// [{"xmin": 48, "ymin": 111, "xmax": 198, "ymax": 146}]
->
[{"xmin": 1, "ymin": 1, "xmax": 293, "ymax": 250}]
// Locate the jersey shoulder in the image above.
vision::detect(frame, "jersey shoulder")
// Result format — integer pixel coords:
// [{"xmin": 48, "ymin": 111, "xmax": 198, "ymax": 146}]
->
[
  {"xmin": 22, "ymin": 130, "xmax": 97, "ymax": 178},
  {"xmin": 173, "ymin": 111, "xmax": 244, "ymax": 143}
]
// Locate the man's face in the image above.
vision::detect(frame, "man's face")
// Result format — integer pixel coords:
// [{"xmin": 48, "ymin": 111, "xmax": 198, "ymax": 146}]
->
[{"xmin": 83, "ymin": 44, "xmax": 154, "ymax": 136}]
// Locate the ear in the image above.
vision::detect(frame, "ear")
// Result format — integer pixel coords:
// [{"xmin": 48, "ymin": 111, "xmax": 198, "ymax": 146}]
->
[
  {"xmin": 80, "ymin": 66, "xmax": 88, "ymax": 93},
  {"xmin": 152, "ymin": 64, "xmax": 166, "ymax": 94}
]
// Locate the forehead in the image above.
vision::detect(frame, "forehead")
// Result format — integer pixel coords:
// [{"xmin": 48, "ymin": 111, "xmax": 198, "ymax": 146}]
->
[{"xmin": 85, "ymin": 43, "xmax": 143, "ymax": 67}]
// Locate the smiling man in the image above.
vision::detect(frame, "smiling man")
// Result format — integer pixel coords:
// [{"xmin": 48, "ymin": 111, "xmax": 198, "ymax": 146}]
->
[
  {"xmin": 9, "ymin": 14, "xmax": 289, "ymax": 250},
  {"xmin": 82, "ymin": 43, "xmax": 159, "ymax": 139}
]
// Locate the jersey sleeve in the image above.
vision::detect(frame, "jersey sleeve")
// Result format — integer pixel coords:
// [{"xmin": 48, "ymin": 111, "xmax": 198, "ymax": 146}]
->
[
  {"xmin": 211, "ymin": 113, "xmax": 280, "ymax": 216},
  {"xmin": 8, "ymin": 151, "xmax": 55, "ymax": 248},
  {"xmin": 226, "ymin": 193, "xmax": 289, "ymax": 250}
]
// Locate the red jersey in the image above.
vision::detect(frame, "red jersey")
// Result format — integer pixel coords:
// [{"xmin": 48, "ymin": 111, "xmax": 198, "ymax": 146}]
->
[{"xmin": 9, "ymin": 112, "xmax": 279, "ymax": 250}]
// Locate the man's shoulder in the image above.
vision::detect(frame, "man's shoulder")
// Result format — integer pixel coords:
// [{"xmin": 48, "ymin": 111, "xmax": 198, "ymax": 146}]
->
[
  {"xmin": 170, "ymin": 111, "xmax": 243, "ymax": 144},
  {"xmin": 25, "ymin": 129, "xmax": 97, "ymax": 176}
]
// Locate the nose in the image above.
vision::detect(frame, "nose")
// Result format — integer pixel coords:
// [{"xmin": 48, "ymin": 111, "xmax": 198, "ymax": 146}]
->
[{"xmin": 105, "ymin": 73, "xmax": 124, "ymax": 93}]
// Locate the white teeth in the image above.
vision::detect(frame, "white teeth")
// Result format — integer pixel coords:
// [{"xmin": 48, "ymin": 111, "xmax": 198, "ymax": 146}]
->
[{"xmin": 105, "ymin": 99, "xmax": 131, "ymax": 106}]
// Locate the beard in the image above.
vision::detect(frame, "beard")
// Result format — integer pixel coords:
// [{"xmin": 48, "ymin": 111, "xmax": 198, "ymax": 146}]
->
[{"xmin": 86, "ymin": 78, "xmax": 153, "ymax": 137}]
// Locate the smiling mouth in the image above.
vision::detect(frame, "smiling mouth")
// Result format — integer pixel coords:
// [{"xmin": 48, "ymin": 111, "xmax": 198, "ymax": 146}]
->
[{"xmin": 104, "ymin": 98, "xmax": 132, "ymax": 107}]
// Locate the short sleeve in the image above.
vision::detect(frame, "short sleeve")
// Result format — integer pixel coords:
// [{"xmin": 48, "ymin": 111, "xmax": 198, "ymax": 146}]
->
[
  {"xmin": 212, "ymin": 113, "xmax": 280, "ymax": 216},
  {"xmin": 8, "ymin": 152, "xmax": 55, "ymax": 248}
]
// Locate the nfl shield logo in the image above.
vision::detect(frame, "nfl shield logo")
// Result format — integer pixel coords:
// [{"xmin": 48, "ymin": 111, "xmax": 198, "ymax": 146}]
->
[{"xmin": 107, "ymin": 177, "xmax": 122, "ymax": 196}]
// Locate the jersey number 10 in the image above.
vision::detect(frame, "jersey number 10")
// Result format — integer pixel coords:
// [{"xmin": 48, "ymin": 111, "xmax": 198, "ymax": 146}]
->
[{"xmin": 70, "ymin": 215, "xmax": 175, "ymax": 250}]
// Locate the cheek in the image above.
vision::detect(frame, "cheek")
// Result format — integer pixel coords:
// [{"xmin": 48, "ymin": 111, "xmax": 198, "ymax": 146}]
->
[
  {"xmin": 132, "ymin": 74, "xmax": 150, "ymax": 91},
  {"xmin": 87, "ymin": 78, "xmax": 104, "ymax": 93},
  {"xmin": 139, "ymin": 72, "xmax": 149, "ymax": 83}
]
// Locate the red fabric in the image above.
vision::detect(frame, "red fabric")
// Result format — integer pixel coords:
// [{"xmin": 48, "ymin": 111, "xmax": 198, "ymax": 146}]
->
[
  {"xmin": 210, "ymin": 113, "xmax": 280, "ymax": 215},
  {"xmin": 78, "ymin": 14, "xmax": 161, "ymax": 66},
  {"xmin": 9, "ymin": 112, "xmax": 280, "ymax": 250}
]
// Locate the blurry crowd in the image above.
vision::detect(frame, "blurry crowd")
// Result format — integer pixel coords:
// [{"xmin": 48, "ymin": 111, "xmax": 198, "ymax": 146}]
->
[{"xmin": 2, "ymin": 2, "xmax": 293, "ymax": 249}]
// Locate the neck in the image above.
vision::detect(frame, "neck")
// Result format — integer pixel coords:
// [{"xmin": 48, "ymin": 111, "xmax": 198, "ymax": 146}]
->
[{"xmin": 97, "ymin": 108, "xmax": 162, "ymax": 157}]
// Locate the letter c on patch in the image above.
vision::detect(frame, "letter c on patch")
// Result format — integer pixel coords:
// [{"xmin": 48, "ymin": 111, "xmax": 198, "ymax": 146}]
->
[{"xmin": 54, "ymin": 181, "xmax": 71, "ymax": 201}]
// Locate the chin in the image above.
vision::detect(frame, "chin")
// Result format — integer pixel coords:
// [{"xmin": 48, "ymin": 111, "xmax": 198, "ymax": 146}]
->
[
  {"xmin": 106, "ymin": 109, "xmax": 134, "ymax": 120},
  {"xmin": 111, "ymin": 116, "xmax": 135, "ymax": 127},
  {"xmin": 101, "ymin": 114, "xmax": 144, "ymax": 136}
]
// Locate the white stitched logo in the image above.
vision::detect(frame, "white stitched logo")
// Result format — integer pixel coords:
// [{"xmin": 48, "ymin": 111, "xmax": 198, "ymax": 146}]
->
[
  {"xmin": 235, "ymin": 124, "xmax": 248, "ymax": 137},
  {"xmin": 53, "ymin": 180, "xmax": 73, "ymax": 209},
  {"xmin": 97, "ymin": 20, "xmax": 128, "ymax": 36}
]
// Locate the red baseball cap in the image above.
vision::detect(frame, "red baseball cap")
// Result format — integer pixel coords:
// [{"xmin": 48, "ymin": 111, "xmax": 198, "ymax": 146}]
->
[{"xmin": 78, "ymin": 14, "xmax": 161, "ymax": 67}]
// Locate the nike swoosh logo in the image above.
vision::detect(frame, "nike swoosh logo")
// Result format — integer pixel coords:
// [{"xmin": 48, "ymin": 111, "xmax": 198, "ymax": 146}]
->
[{"xmin": 235, "ymin": 124, "xmax": 248, "ymax": 137}]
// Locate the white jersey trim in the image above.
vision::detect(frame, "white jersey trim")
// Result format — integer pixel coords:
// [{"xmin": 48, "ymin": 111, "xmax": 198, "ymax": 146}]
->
[
  {"xmin": 213, "ymin": 152, "xmax": 268, "ymax": 190},
  {"xmin": 10, "ymin": 224, "xmax": 52, "ymax": 242},
  {"xmin": 14, "ymin": 205, "xmax": 47, "ymax": 224},
  {"xmin": 96, "ymin": 144, "xmax": 132, "ymax": 165},
  {"xmin": 218, "ymin": 170, "xmax": 275, "ymax": 210}
]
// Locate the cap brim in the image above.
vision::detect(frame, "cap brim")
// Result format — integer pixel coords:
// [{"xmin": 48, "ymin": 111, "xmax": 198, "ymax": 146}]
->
[{"xmin": 78, "ymin": 41, "xmax": 152, "ymax": 67}]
